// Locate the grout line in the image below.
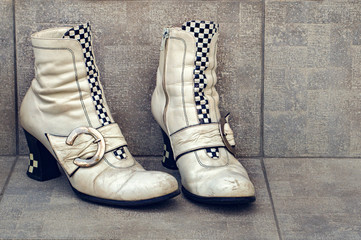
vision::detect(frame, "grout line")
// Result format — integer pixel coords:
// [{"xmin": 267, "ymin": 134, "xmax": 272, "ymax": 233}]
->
[
  {"xmin": 111, "ymin": 155, "xmax": 263, "ymax": 159},
  {"xmin": 13, "ymin": 154, "xmax": 265, "ymax": 159},
  {"xmin": 261, "ymin": 158, "xmax": 283, "ymax": 240},
  {"xmin": 0, "ymin": 156, "xmax": 19, "ymax": 203},
  {"xmin": 260, "ymin": 4, "xmax": 283, "ymax": 239},
  {"xmin": 12, "ymin": 154, "xmax": 361, "ymax": 159},
  {"xmin": 263, "ymin": 156, "xmax": 361, "ymax": 159},
  {"xmin": 260, "ymin": 0, "xmax": 265, "ymax": 158},
  {"xmin": 12, "ymin": 0, "xmax": 19, "ymax": 156},
  {"xmin": 0, "ymin": 154, "xmax": 24, "ymax": 157}
]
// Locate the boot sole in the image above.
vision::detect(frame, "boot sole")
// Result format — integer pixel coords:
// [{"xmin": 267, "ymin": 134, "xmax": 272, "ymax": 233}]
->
[
  {"xmin": 71, "ymin": 185, "xmax": 181, "ymax": 207},
  {"xmin": 182, "ymin": 186, "xmax": 255, "ymax": 205}
]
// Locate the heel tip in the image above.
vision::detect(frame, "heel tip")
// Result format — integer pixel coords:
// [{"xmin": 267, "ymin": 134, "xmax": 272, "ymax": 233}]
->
[
  {"xmin": 162, "ymin": 160, "xmax": 178, "ymax": 170},
  {"xmin": 27, "ymin": 171, "xmax": 61, "ymax": 182}
]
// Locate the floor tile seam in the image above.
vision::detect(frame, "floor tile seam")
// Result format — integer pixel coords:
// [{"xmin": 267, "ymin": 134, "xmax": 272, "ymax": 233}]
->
[
  {"xmin": 13, "ymin": 0, "xmax": 19, "ymax": 156},
  {"xmin": 11, "ymin": 154, "xmax": 266, "ymax": 159},
  {"xmin": 260, "ymin": 0, "xmax": 265, "ymax": 158},
  {"xmin": 8, "ymin": 155, "xmax": 361, "ymax": 160},
  {"xmin": 0, "ymin": 155, "xmax": 19, "ymax": 203},
  {"xmin": 261, "ymin": 157, "xmax": 283, "ymax": 240},
  {"xmin": 263, "ymin": 156, "xmax": 361, "ymax": 159}
]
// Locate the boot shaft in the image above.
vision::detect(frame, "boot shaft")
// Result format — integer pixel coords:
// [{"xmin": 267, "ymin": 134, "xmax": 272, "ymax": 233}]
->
[
  {"xmin": 21, "ymin": 24, "xmax": 114, "ymax": 138},
  {"xmin": 152, "ymin": 20, "xmax": 227, "ymax": 160},
  {"xmin": 152, "ymin": 20, "xmax": 221, "ymax": 134},
  {"xmin": 20, "ymin": 24, "xmax": 131, "ymax": 164}
]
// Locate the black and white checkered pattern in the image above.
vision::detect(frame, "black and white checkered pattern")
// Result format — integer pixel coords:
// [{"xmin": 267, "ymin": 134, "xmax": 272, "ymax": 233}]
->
[
  {"xmin": 63, "ymin": 23, "xmax": 126, "ymax": 160},
  {"xmin": 27, "ymin": 153, "xmax": 38, "ymax": 174},
  {"xmin": 182, "ymin": 20, "xmax": 219, "ymax": 159},
  {"xmin": 63, "ymin": 23, "xmax": 111, "ymax": 126},
  {"xmin": 162, "ymin": 144, "xmax": 170, "ymax": 164},
  {"xmin": 206, "ymin": 148, "xmax": 219, "ymax": 158},
  {"xmin": 114, "ymin": 148, "xmax": 127, "ymax": 160},
  {"xmin": 113, "ymin": 147, "xmax": 127, "ymax": 160}
]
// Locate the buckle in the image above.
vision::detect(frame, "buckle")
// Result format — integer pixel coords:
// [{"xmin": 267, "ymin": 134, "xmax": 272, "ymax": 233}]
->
[
  {"xmin": 66, "ymin": 127, "xmax": 105, "ymax": 167},
  {"xmin": 219, "ymin": 113, "xmax": 236, "ymax": 156}
]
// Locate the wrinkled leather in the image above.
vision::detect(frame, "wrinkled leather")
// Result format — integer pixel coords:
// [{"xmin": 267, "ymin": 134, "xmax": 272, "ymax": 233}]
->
[
  {"xmin": 20, "ymin": 26, "xmax": 178, "ymax": 201},
  {"xmin": 47, "ymin": 123, "xmax": 127, "ymax": 175},
  {"xmin": 151, "ymin": 27, "xmax": 255, "ymax": 198},
  {"xmin": 224, "ymin": 116, "xmax": 235, "ymax": 147},
  {"xmin": 170, "ymin": 124, "xmax": 224, "ymax": 159}
]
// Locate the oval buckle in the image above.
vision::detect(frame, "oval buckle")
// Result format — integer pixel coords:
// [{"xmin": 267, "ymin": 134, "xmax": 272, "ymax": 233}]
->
[
  {"xmin": 219, "ymin": 113, "xmax": 236, "ymax": 156},
  {"xmin": 65, "ymin": 127, "xmax": 105, "ymax": 167}
]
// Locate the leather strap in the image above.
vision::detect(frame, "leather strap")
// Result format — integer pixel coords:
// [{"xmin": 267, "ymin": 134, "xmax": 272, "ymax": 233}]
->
[
  {"xmin": 170, "ymin": 123, "xmax": 225, "ymax": 160},
  {"xmin": 46, "ymin": 123, "xmax": 127, "ymax": 176},
  {"xmin": 223, "ymin": 114, "xmax": 235, "ymax": 147}
]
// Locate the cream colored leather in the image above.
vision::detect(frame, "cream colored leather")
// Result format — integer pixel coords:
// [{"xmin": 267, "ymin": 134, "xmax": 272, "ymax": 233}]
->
[
  {"xmin": 151, "ymin": 24, "xmax": 255, "ymax": 198},
  {"xmin": 20, "ymin": 25, "xmax": 178, "ymax": 202},
  {"xmin": 47, "ymin": 123, "xmax": 127, "ymax": 176},
  {"xmin": 223, "ymin": 116, "xmax": 236, "ymax": 147},
  {"xmin": 170, "ymin": 124, "xmax": 224, "ymax": 159}
]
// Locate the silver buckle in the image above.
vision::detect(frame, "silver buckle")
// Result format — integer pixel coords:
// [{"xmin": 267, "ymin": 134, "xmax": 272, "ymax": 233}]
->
[
  {"xmin": 66, "ymin": 127, "xmax": 106, "ymax": 167},
  {"xmin": 219, "ymin": 114, "xmax": 236, "ymax": 156}
]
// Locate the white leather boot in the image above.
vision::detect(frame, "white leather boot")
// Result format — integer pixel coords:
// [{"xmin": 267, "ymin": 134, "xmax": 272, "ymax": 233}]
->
[
  {"xmin": 20, "ymin": 23, "xmax": 179, "ymax": 206},
  {"xmin": 151, "ymin": 20, "xmax": 255, "ymax": 204}
]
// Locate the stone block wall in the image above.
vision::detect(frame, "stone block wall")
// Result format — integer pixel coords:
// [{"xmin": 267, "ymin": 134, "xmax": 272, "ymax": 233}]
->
[{"xmin": 1, "ymin": 0, "xmax": 360, "ymax": 158}]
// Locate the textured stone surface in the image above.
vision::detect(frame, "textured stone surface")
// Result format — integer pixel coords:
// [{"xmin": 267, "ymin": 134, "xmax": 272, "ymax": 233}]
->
[
  {"xmin": 0, "ymin": 0, "xmax": 16, "ymax": 155},
  {"xmin": 15, "ymin": 0, "xmax": 263, "ymax": 157},
  {"xmin": 265, "ymin": 158, "xmax": 361, "ymax": 240},
  {"xmin": 0, "ymin": 157, "xmax": 278, "ymax": 239},
  {"xmin": 264, "ymin": 1, "xmax": 361, "ymax": 157},
  {"xmin": 217, "ymin": 1, "xmax": 263, "ymax": 156},
  {"xmin": 0, "ymin": 156, "xmax": 16, "ymax": 194},
  {"xmin": 2, "ymin": 2, "xmax": 361, "ymax": 238}
]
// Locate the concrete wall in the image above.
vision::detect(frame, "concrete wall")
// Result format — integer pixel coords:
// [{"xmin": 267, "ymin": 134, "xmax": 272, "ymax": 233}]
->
[
  {"xmin": 0, "ymin": 0, "xmax": 15, "ymax": 155},
  {"xmin": 1, "ymin": 0, "xmax": 360, "ymax": 158}
]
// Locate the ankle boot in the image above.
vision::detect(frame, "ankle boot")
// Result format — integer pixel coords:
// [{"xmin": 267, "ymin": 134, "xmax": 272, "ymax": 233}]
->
[
  {"xmin": 20, "ymin": 23, "xmax": 179, "ymax": 206},
  {"xmin": 151, "ymin": 20, "xmax": 255, "ymax": 204}
]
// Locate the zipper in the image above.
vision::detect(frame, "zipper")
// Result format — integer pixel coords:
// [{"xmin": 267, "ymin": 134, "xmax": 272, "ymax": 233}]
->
[
  {"xmin": 161, "ymin": 28, "xmax": 170, "ymax": 132},
  {"xmin": 160, "ymin": 28, "xmax": 169, "ymax": 51}
]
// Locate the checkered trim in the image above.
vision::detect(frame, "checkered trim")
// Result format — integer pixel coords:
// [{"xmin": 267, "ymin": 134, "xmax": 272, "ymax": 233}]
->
[
  {"xmin": 182, "ymin": 20, "xmax": 217, "ymax": 124},
  {"xmin": 63, "ymin": 23, "xmax": 111, "ymax": 126},
  {"xmin": 28, "ymin": 153, "xmax": 38, "ymax": 173},
  {"xmin": 114, "ymin": 148, "xmax": 127, "ymax": 160},
  {"xmin": 206, "ymin": 147, "xmax": 220, "ymax": 158},
  {"xmin": 63, "ymin": 23, "xmax": 126, "ymax": 160},
  {"xmin": 182, "ymin": 20, "xmax": 219, "ymax": 159},
  {"xmin": 162, "ymin": 144, "xmax": 170, "ymax": 163}
]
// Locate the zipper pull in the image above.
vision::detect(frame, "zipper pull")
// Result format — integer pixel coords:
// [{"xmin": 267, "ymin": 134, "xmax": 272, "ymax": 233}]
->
[{"xmin": 160, "ymin": 28, "xmax": 169, "ymax": 51}]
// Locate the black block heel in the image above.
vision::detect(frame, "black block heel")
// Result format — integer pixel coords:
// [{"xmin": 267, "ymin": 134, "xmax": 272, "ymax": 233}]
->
[
  {"xmin": 23, "ymin": 130, "xmax": 61, "ymax": 181},
  {"xmin": 160, "ymin": 129, "xmax": 178, "ymax": 170}
]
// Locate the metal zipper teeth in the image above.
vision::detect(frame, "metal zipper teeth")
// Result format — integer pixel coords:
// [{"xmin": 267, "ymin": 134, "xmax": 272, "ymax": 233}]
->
[{"xmin": 161, "ymin": 29, "xmax": 170, "ymax": 133}]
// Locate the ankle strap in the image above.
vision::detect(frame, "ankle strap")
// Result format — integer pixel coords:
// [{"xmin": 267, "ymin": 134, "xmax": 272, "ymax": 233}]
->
[
  {"xmin": 170, "ymin": 123, "xmax": 228, "ymax": 160},
  {"xmin": 46, "ymin": 123, "xmax": 127, "ymax": 176}
]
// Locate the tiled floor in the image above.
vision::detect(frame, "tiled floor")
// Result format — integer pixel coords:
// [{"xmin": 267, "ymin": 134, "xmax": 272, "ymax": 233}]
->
[{"xmin": 0, "ymin": 156, "xmax": 360, "ymax": 239}]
